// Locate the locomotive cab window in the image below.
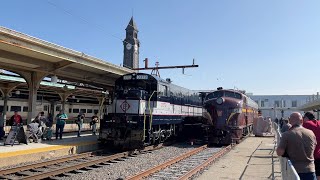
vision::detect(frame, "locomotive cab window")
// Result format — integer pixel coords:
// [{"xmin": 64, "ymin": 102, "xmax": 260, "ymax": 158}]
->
[
  {"xmin": 158, "ymin": 84, "xmax": 168, "ymax": 97},
  {"xmin": 224, "ymin": 91, "xmax": 242, "ymax": 99},
  {"xmin": 205, "ymin": 91, "xmax": 223, "ymax": 100}
]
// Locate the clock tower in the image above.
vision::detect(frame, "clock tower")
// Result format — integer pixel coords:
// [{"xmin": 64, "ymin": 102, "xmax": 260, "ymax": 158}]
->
[{"xmin": 123, "ymin": 17, "xmax": 140, "ymax": 69}]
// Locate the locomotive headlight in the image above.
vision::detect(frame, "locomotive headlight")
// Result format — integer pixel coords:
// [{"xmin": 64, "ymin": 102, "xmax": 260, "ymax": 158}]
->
[{"xmin": 216, "ymin": 97, "xmax": 224, "ymax": 105}]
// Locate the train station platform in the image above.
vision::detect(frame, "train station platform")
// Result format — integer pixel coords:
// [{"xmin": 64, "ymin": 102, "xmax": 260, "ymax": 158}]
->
[
  {"xmin": 197, "ymin": 135, "xmax": 281, "ymax": 180},
  {"xmin": 0, "ymin": 132, "xmax": 99, "ymax": 168}
]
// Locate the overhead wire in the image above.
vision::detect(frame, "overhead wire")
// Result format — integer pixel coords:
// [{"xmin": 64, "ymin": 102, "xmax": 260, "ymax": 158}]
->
[
  {"xmin": 44, "ymin": 0, "xmax": 194, "ymax": 76},
  {"xmin": 45, "ymin": 0, "xmax": 133, "ymax": 45}
]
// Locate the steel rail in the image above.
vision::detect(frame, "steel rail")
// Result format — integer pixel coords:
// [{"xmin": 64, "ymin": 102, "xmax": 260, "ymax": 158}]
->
[
  {"xmin": 22, "ymin": 152, "xmax": 130, "ymax": 180},
  {"xmin": 5, "ymin": 144, "xmax": 163, "ymax": 180},
  {"xmin": 178, "ymin": 145, "xmax": 232, "ymax": 180},
  {"xmin": 126, "ymin": 145, "xmax": 208, "ymax": 180},
  {"xmin": 0, "ymin": 152, "xmax": 94, "ymax": 176}
]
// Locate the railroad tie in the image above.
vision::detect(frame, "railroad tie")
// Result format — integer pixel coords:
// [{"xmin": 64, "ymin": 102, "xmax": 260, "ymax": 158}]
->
[
  {"xmin": 15, "ymin": 171, "xmax": 35, "ymax": 176},
  {"xmin": 63, "ymin": 173, "xmax": 77, "ymax": 176},
  {"xmin": 0, "ymin": 175, "xmax": 16, "ymax": 180},
  {"xmin": 73, "ymin": 170, "xmax": 87, "ymax": 173}
]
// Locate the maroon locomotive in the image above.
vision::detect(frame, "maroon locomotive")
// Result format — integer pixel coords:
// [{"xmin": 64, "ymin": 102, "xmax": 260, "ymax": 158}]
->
[{"xmin": 203, "ymin": 88, "xmax": 259, "ymax": 145}]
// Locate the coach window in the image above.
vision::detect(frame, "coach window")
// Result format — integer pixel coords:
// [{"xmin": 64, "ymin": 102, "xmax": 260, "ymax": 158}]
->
[
  {"xmin": 0, "ymin": 106, "xmax": 8, "ymax": 112},
  {"xmin": 80, "ymin": 109, "xmax": 86, "ymax": 114},
  {"xmin": 87, "ymin": 109, "xmax": 93, "ymax": 113},
  {"xmin": 56, "ymin": 105, "xmax": 61, "ymax": 112},
  {"xmin": 23, "ymin": 106, "xmax": 28, "ymax": 112},
  {"xmin": 94, "ymin": 109, "xmax": 99, "ymax": 114},
  {"xmin": 73, "ymin": 109, "xmax": 80, "ymax": 113},
  {"xmin": 43, "ymin": 105, "xmax": 48, "ymax": 111},
  {"xmin": 11, "ymin": 106, "xmax": 21, "ymax": 112}
]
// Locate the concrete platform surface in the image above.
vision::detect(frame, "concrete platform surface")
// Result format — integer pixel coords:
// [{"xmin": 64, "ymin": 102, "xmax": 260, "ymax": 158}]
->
[
  {"xmin": 0, "ymin": 132, "xmax": 99, "ymax": 168},
  {"xmin": 197, "ymin": 136, "xmax": 281, "ymax": 180}
]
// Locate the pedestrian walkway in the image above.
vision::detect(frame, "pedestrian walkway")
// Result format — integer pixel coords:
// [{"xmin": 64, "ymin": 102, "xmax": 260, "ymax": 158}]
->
[
  {"xmin": 197, "ymin": 135, "xmax": 281, "ymax": 180},
  {"xmin": 0, "ymin": 132, "xmax": 99, "ymax": 168}
]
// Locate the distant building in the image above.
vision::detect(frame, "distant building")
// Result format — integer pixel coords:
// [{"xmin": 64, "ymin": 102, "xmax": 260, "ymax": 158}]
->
[
  {"xmin": 123, "ymin": 17, "xmax": 140, "ymax": 69},
  {"xmin": 249, "ymin": 95, "xmax": 311, "ymax": 119}
]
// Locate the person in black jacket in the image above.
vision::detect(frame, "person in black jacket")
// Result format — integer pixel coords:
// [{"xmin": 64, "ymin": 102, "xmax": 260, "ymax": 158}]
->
[
  {"xmin": 90, "ymin": 113, "xmax": 99, "ymax": 135},
  {"xmin": 0, "ymin": 112, "xmax": 4, "ymax": 140}
]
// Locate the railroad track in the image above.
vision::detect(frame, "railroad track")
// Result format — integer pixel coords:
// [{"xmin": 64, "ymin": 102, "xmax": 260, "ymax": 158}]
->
[
  {"xmin": 127, "ymin": 145, "xmax": 232, "ymax": 180},
  {"xmin": 0, "ymin": 144, "xmax": 165, "ymax": 180}
]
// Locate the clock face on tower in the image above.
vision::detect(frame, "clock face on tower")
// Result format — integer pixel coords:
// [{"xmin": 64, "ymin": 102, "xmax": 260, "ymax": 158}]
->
[{"xmin": 126, "ymin": 43, "xmax": 132, "ymax": 50}]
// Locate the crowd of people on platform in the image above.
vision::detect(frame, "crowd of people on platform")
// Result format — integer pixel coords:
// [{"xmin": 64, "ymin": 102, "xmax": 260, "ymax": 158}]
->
[
  {"xmin": 0, "ymin": 110, "xmax": 100, "ymax": 142},
  {"xmin": 276, "ymin": 111, "xmax": 320, "ymax": 180}
]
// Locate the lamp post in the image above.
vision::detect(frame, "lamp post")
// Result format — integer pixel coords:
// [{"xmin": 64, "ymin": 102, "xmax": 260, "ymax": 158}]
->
[{"xmin": 281, "ymin": 99, "xmax": 284, "ymax": 118}]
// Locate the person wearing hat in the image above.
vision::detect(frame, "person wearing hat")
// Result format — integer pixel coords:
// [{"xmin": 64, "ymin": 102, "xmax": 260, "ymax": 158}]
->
[{"xmin": 303, "ymin": 111, "xmax": 320, "ymax": 180}]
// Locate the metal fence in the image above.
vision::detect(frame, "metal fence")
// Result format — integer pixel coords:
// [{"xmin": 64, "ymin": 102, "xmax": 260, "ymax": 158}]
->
[{"xmin": 274, "ymin": 123, "xmax": 300, "ymax": 180}]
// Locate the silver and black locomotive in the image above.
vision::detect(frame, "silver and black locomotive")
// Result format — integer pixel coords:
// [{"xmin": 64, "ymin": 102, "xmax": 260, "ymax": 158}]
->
[{"xmin": 99, "ymin": 73, "xmax": 203, "ymax": 149}]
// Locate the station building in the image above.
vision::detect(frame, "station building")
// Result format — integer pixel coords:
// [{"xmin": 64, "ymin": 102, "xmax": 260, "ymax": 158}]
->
[{"xmin": 249, "ymin": 94, "xmax": 316, "ymax": 119}]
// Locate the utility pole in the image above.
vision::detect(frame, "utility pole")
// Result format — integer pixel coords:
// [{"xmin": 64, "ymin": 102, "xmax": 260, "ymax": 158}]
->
[{"xmin": 132, "ymin": 58, "xmax": 199, "ymax": 77}]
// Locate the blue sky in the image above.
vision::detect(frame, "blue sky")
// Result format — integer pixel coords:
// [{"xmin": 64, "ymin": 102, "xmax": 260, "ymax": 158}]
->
[{"xmin": 1, "ymin": 0, "xmax": 320, "ymax": 95}]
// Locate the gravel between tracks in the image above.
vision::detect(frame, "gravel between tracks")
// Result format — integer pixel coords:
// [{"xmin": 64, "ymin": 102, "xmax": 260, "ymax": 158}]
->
[{"xmin": 64, "ymin": 144, "xmax": 199, "ymax": 180}]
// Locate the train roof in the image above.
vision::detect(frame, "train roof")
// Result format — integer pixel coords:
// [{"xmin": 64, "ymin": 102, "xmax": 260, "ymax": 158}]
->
[{"xmin": 119, "ymin": 73, "xmax": 201, "ymax": 94}]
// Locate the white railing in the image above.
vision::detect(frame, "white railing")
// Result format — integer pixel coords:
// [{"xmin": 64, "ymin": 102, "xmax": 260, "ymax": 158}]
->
[{"xmin": 274, "ymin": 123, "xmax": 300, "ymax": 180}]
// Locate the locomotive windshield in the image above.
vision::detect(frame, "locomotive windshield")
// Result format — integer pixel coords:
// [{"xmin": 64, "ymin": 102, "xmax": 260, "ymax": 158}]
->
[
  {"xmin": 114, "ymin": 74, "xmax": 157, "ymax": 100},
  {"xmin": 205, "ymin": 90, "xmax": 242, "ymax": 100},
  {"xmin": 224, "ymin": 91, "xmax": 242, "ymax": 99},
  {"xmin": 205, "ymin": 91, "xmax": 224, "ymax": 100}
]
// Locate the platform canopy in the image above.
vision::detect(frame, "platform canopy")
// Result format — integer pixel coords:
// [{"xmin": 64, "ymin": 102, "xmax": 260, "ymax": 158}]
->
[
  {"xmin": 298, "ymin": 99, "xmax": 320, "ymax": 111},
  {"xmin": 0, "ymin": 26, "xmax": 132, "ymax": 89}
]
